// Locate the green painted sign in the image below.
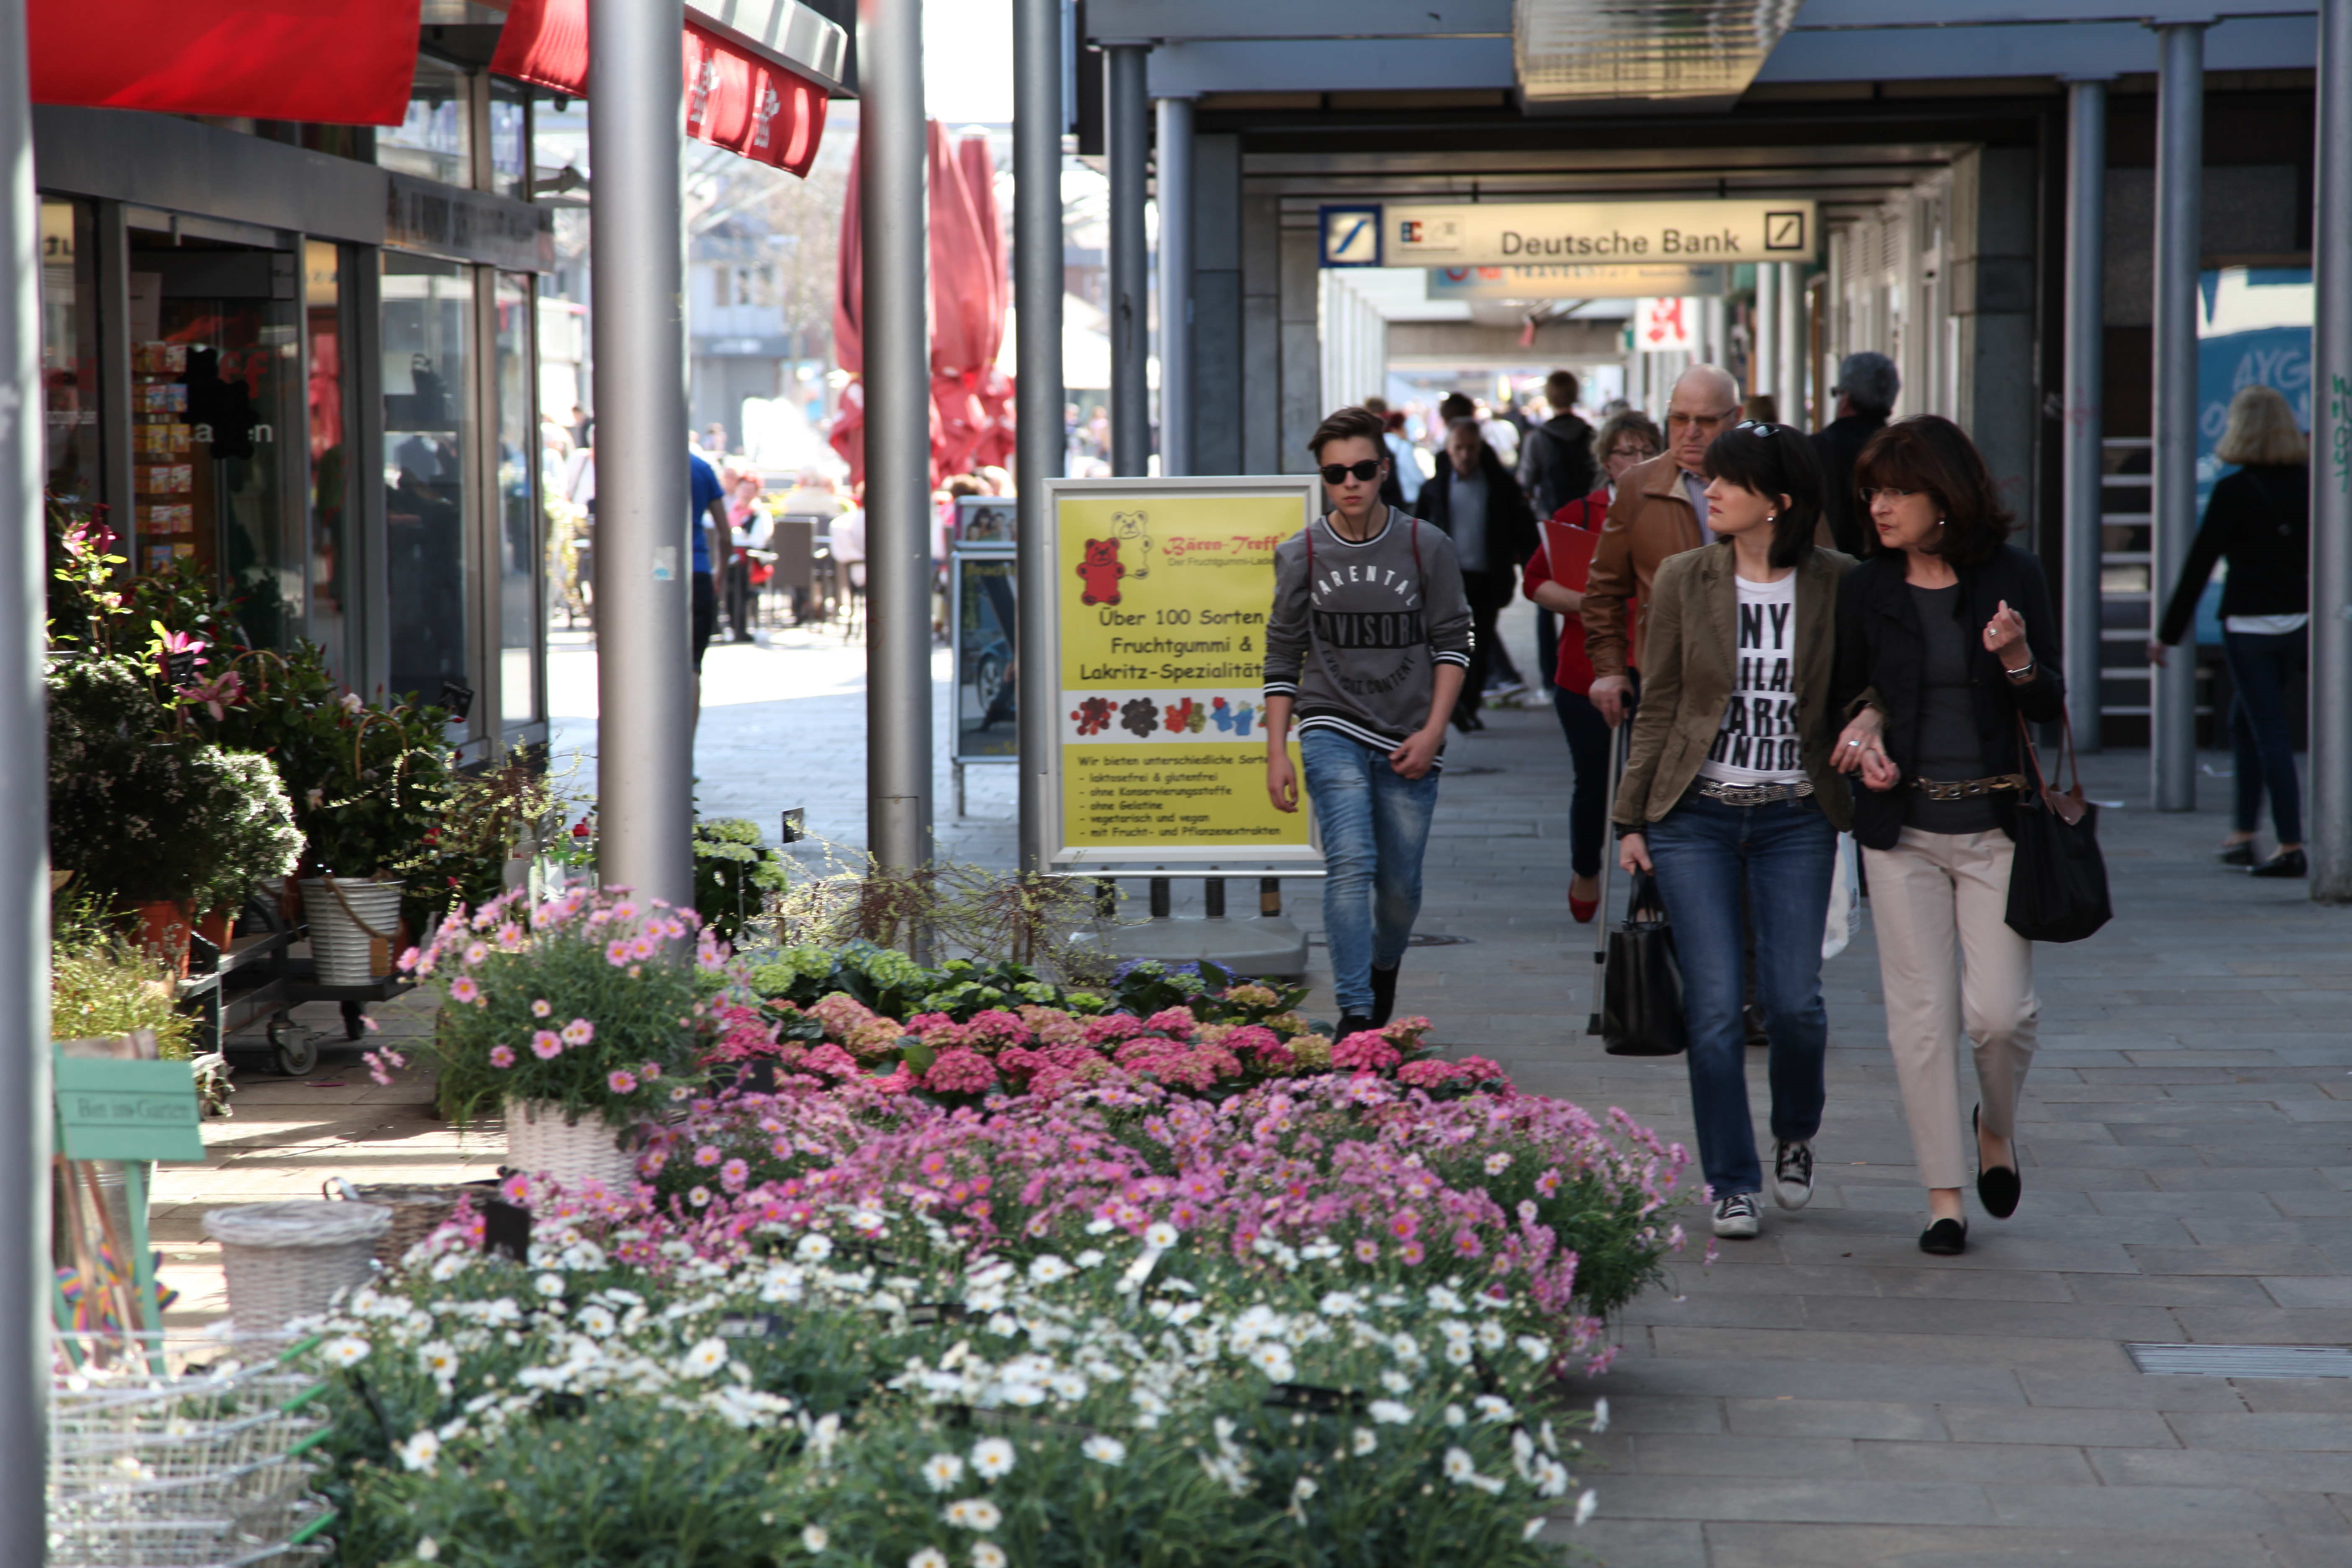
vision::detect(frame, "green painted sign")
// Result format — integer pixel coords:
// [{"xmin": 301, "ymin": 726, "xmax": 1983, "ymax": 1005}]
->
[{"xmin": 52, "ymin": 1054, "xmax": 206, "ymax": 1162}]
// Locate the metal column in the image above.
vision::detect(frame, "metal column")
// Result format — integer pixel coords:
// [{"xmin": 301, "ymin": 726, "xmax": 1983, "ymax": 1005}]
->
[
  {"xmin": 2063, "ymin": 78, "xmax": 2110, "ymax": 750},
  {"xmin": 862, "ymin": 0, "xmax": 934, "ymax": 877},
  {"xmin": 0, "ymin": 0, "xmax": 51, "ymax": 1536},
  {"xmin": 589, "ymin": 0, "xmax": 694, "ymax": 904},
  {"xmin": 1155, "ymin": 95, "xmax": 1194, "ymax": 476},
  {"xmin": 2149, "ymin": 23, "xmax": 2205, "ymax": 811},
  {"xmin": 1753, "ymin": 263, "xmax": 1779, "ymax": 406},
  {"xmin": 2313, "ymin": 0, "xmax": 2352, "ymax": 900},
  {"xmin": 1105, "ymin": 43, "xmax": 1150, "ymax": 475},
  {"xmin": 1777, "ymin": 263, "xmax": 1806, "ymax": 428},
  {"xmin": 1014, "ymin": 0, "xmax": 1063, "ymax": 872}
]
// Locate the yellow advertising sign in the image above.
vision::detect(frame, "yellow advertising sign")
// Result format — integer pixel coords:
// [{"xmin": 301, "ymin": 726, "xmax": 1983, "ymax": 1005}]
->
[{"xmin": 1045, "ymin": 478, "xmax": 1322, "ymax": 865}]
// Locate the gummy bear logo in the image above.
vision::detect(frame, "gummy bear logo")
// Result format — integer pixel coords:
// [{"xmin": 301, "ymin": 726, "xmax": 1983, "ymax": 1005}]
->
[
  {"xmin": 1070, "ymin": 696, "xmax": 1114, "ymax": 735},
  {"xmin": 1162, "ymin": 697, "xmax": 1197, "ymax": 734},
  {"xmin": 1211, "ymin": 697, "xmax": 1256, "ymax": 737},
  {"xmin": 1076, "ymin": 538, "xmax": 1126, "ymax": 606},
  {"xmin": 1119, "ymin": 697, "xmax": 1159, "ymax": 737}
]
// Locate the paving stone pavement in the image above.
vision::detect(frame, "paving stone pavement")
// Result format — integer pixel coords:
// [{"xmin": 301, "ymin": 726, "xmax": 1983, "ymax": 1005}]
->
[{"xmin": 158, "ymin": 608, "xmax": 2352, "ymax": 1564}]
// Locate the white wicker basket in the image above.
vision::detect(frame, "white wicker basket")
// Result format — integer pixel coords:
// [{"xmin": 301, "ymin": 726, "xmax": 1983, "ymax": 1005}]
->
[
  {"xmin": 299, "ymin": 876, "xmax": 404, "ymax": 987},
  {"xmin": 200, "ymin": 1202, "xmax": 389, "ymax": 1338},
  {"xmin": 505, "ymin": 1099, "xmax": 640, "ymax": 1191}
]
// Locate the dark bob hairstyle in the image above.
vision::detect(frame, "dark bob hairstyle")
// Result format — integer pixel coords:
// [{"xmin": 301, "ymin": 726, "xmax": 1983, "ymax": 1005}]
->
[
  {"xmin": 1852, "ymin": 413, "xmax": 2014, "ymax": 566},
  {"xmin": 1702, "ymin": 420, "xmax": 1825, "ymax": 570}
]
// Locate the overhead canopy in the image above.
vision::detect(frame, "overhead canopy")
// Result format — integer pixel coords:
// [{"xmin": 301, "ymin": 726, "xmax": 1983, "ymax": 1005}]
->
[
  {"xmin": 28, "ymin": 0, "xmax": 424, "ymax": 125},
  {"xmin": 491, "ymin": 0, "xmax": 840, "ymax": 175}
]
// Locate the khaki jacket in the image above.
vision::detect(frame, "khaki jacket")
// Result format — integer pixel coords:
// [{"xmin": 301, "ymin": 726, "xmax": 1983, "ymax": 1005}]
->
[
  {"xmin": 1581, "ymin": 449, "xmax": 1842, "ymax": 679},
  {"xmin": 1611, "ymin": 541, "xmax": 1856, "ymax": 833}
]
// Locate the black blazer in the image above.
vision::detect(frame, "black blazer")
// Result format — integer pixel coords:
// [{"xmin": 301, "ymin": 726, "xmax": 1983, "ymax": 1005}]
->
[
  {"xmin": 1419, "ymin": 447, "xmax": 1538, "ymax": 597},
  {"xmin": 1831, "ymin": 544, "xmax": 2066, "ymax": 850},
  {"xmin": 2155, "ymin": 463, "xmax": 2310, "ymax": 645},
  {"xmin": 1810, "ymin": 413, "xmax": 1888, "ymax": 558}
]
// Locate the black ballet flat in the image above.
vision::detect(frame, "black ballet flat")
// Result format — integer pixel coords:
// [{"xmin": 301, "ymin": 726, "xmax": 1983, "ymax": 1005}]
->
[
  {"xmin": 1919, "ymin": 1218, "xmax": 1968, "ymax": 1256},
  {"xmin": 1974, "ymin": 1106, "xmax": 2021, "ymax": 1220},
  {"xmin": 2218, "ymin": 842, "xmax": 2257, "ymax": 868}
]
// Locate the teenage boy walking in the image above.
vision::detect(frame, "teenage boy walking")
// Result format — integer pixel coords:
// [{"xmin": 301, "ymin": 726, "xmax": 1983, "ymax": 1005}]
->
[{"xmin": 1263, "ymin": 406, "xmax": 1473, "ymax": 1035}]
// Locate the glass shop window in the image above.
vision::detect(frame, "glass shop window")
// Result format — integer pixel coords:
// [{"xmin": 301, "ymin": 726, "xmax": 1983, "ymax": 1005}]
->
[{"xmin": 382, "ymin": 254, "xmax": 476, "ymax": 713}]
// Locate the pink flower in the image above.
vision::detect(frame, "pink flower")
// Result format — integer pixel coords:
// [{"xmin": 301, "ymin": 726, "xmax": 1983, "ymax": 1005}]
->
[
  {"xmin": 1387, "ymin": 1209, "xmax": 1421, "ymax": 1240},
  {"xmin": 531, "ymin": 999, "xmax": 552, "ymax": 1018},
  {"xmin": 528, "ymin": 1030, "xmax": 562, "ymax": 1060},
  {"xmin": 697, "ymin": 942, "xmax": 727, "ymax": 972},
  {"xmin": 1332, "ymin": 1031, "xmax": 1402, "ymax": 1072},
  {"xmin": 1395, "ymin": 1058, "xmax": 1458, "ymax": 1088},
  {"xmin": 1452, "ymin": 1227, "xmax": 1485, "ymax": 1259},
  {"xmin": 1081, "ymin": 1013, "xmax": 1147, "ymax": 1046},
  {"xmin": 689, "ymin": 1185, "xmax": 712, "ymax": 1208},
  {"xmin": 963, "ymin": 1009, "xmax": 1033, "ymax": 1047},
  {"xmin": 800, "ymin": 1043, "xmax": 861, "ymax": 1079},
  {"xmin": 1140, "ymin": 1006, "xmax": 1199, "ymax": 1040},
  {"xmin": 720, "ymin": 1158, "xmax": 750, "ymax": 1191},
  {"xmin": 606, "ymin": 938, "xmax": 633, "ymax": 967},
  {"xmin": 641, "ymin": 1061, "xmax": 663, "ymax": 1081},
  {"xmin": 560, "ymin": 1018, "xmax": 595, "ymax": 1047},
  {"xmin": 694, "ymin": 1144, "xmax": 722, "ymax": 1167},
  {"xmin": 489, "ymin": 1044, "xmax": 516, "ymax": 1068},
  {"xmin": 1354, "ymin": 1238, "xmax": 1380, "ymax": 1263},
  {"xmin": 1223, "ymin": 1025, "xmax": 1282, "ymax": 1058},
  {"xmin": 924, "ymin": 1048, "xmax": 1000, "ymax": 1095},
  {"xmin": 449, "ymin": 976, "xmax": 480, "ymax": 1005},
  {"xmin": 607, "ymin": 1069, "xmax": 640, "ymax": 1094}
]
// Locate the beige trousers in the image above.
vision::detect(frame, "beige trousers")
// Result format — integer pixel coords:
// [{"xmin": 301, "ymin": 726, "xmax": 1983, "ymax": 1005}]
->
[{"xmin": 1862, "ymin": 827, "xmax": 2039, "ymax": 1190}]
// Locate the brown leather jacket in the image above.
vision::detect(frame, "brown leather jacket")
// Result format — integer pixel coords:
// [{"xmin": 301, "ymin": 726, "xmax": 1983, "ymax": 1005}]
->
[
  {"xmin": 1611, "ymin": 541, "xmax": 1857, "ymax": 832},
  {"xmin": 1581, "ymin": 449, "xmax": 1838, "ymax": 680}
]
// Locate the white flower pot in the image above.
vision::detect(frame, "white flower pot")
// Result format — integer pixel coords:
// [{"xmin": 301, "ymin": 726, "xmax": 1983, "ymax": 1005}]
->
[
  {"xmin": 302, "ymin": 876, "xmax": 405, "ymax": 987},
  {"xmin": 505, "ymin": 1099, "xmax": 640, "ymax": 1191}
]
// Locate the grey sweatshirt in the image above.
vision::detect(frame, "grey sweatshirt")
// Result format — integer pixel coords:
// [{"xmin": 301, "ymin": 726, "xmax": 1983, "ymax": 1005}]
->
[{"xmin": 1262, "ymin": 509, "xmax": 1475, "ymax": 760}]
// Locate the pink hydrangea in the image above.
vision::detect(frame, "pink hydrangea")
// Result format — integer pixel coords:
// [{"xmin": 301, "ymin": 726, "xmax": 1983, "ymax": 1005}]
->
[
  {"xmin": 1081, "ymin": 1012, "xmax": 1148, "ymax": 1046},
  {"xmin": 810, "ymin": 992, "xmax": 877, "ymax": 1037},
  {"xmin": 1016, "ymin": 1006, "xmax": 1089, "ymax": 1047},
  {"xmin": 799, "ymin": 1043, "xmax": 861, "ymax": 1080},
  {"xmin": 924, "ymin": 1048, "xmax": 1001, "ymax": 1095},
  {"xmin": 1453, "ymin": 1055, "xmax": 1506, "ymax": 1084},
  {"xmin": 1222, "ymin": 1025, "xmax": 1283, "ymax": 1059},
  {"xmin": 1332, "ymin": 1031, "xmax": 1403, "ymax": 1072},
  {"xmin": 1395, "ymin": 1058, "xmax": 1459, "ymax": 1088},
  {"xmin": 845, "ymin": 1018, "xmax": 910, "ymax": 1057},
  {"xmin": 904, "ymin": 1012, "xmax": 968, "ymax": 1048},
  {"xmin": 962, "ymin": 1010, "xmax": 1034, "ymax": 1048},
  {"xmin": 1140, "ymin": 1006, "xmax": 1199, "ymax": 1040},
  {"xmin": 1381, "ymin": 1014, "xmax": 1434, "ymax": 1045}
]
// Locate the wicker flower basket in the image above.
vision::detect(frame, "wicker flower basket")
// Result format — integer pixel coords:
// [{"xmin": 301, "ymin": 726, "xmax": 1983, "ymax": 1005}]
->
[
  {"xmin": 326, "ymin": 1182, "xmax": 473, "ymax": 1269},
  {"xmin": 201, "ymin": 1201, "xmax": 390, "ymax": 1338},
  {"xmin": 505, "ymin": 1099, "xmax": 640, "ymax": 1191},
  {"xmin": 300, "ymin": 876, "xmax": 404, "ymax": 987}
]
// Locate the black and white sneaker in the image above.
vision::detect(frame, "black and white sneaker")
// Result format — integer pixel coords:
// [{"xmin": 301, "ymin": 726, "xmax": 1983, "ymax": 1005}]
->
[
  {"xmin": 1710, "ymin": 1193, "xmax": 1761, "ymax": 1238},
  {"xmin": 1769, "ymin": 1140, "xmax": 1815, "ymax": 1210}
]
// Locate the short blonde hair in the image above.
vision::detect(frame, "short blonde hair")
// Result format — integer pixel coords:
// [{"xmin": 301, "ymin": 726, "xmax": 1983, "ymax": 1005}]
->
[{"xmin": 2214, "ymin": 384, "xmax": 2308, "ymax": 467}]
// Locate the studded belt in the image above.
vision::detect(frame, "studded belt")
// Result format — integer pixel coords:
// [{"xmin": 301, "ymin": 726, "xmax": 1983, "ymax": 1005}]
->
[
  {"xmin": 1913, "ymin": 773, "xmax": 2027, "ymax": 801},
  {"xmin": 1694, "ymin": 779, "xmax": 1815, "ymax": 806}
]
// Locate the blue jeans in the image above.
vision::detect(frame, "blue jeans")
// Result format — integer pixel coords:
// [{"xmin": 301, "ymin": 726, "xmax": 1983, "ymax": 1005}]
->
[
  {"xmin": 1645, "ymin": 790, "xmax": 1838, "ymax": 1199},
  {"xmin": 1301, "ymin": 728, "xmax": 1441, "ymax": 1016},
  {"xmin": 1552, "ymin": 685, "xmax": 1613, "ymax": 878},
  {"xmin": 2224, "ymin": 629, "xmax": 2304, "ymax": 844}
]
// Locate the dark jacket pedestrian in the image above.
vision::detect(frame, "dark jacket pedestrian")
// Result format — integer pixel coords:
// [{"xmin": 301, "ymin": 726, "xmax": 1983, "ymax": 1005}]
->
[
  {"xmin": 1810, "ymin": 351, "xmax": 1900, "ymax": 557},
  {"xmin": 1421, "ymin": 418, "xmax": 1537, "ymax": 727},
  {"xmin": 2150, "ymin": 384, "xmax": 2312, "ymax": 876},
  {"xmin": 1519, "ymin": 369, "xmax": 1602, "ymax": 518}
]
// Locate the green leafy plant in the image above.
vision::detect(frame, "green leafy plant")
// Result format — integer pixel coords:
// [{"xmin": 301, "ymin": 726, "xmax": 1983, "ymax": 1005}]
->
[
  {"xmin": 189, "ymin": 750, "xmax": 302, "ymax": 915},
  {"xmin": 690, "ymin": 818, "xmax": 790, "ymax": 946},
  {"xmin": 399, "ymin": 748, "xmax": 568, "ymax": 921},
  {"xmin": 49, "ymin": 898, "xmax": 198, "ymax": 1059}
]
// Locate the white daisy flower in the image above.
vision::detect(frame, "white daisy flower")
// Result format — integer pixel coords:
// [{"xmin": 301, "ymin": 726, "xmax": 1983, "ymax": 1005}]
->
[
  {"xmin": 1028, "ymin": 1255, "xmax": 1072, "ymax": 1284},
  {"xmin": 321, "ymin": 1336, "xmax": 370, "ymax": 1368},
  {"xmin": 1536, "ymin": 1457, "xmax": 1571, "ymax": 1498},
  {"xmin": 1444, "ymin": 1404, "xmax": 1467, "ymax": 1427},
  {"xmin": 944, "ymin": 1498, "xmax": 1002, "ymax": 1531},
  {"xmin": 971, "ymin": 1546, "xmax": 1007, "ymax": 1568},
  {"xmin": 1523, "ymin": 1519, "xmax": 1547, "ymax": 1542},
  {"xmin": 1367, "ymin": 1399, "xmax": 1413, "ymax": 1425},
  {"xmin": 909, "ymin": 1550, "xmax": 948, "ymax": 1568},
  {"xmin": 796, "ymin": 1233, "xmax": 835, "ymax": 1263},
  {"xmin": 1249, "ymin": 1344, "xmax": 1296, "ymax": 1382},
  {"xmin": 1143, "ymin": 1221, "xmax": 1179, "ymax": 1250},
  {"xmin": 1591, "ymin": 1397, "xmax": 1610, "ymax": 1434},
  {"xmin": 416, "ymin": 1538, "xmax": 441, "ymax": 1561},
  {"xmin": 1081, "ymin": 1434, "xmax": 1127, "ymax": 1466},
  {"xmin": 922, "ymin": 1453, "xmax": 967, "ymax": 1492},
  {"xmin": 1379, "ymin": 1369, "xmax": 1413, "ymax": 1395},
  {"xmin": 1484, "ymin": 1151, "xmax": 1513, "ymax": 1175},
  {"xmin": 1517, "ymin": 1334, "xmax": 1552, "ymax": 1364},
  {"xmin": 970, "ymin": 1437, "xmax": 1016, "ymax": 1479},
  {"xmin": 679, "ymin": 1337, "xmax": 729, "ymax": 1378},
  {"xmin": 801, "ymin": 1525, "xmax": 829, "ymax": 1553},
  {"xmin": 1575, "ymin": 1489, "xmax": 1599, "ymax": 1525},
  {"xmin": 534, "ymin": 1273, "xmax": 565, "ymax": 1297},
  {"xmin": 1293, "ymin": 1477, "xmax": 1317, "ymax": 1501},
  {"xmin": 1351, "ymin": 1426, "xmax": 1378, "ymax": 1455},
  {"xmin": 577, "ymin": 1304, "xmax": 617, "ymax": 1337},
  {"xmin": 1442, "ymin": 1446, "xmax": 1477, "ymax": 1483},
  {"xmin": 1476, "ymin": 1321, "xmax": 1508, "ymax": 1352},
  {"xmin": 1474, "ymin": 1394, "xmax": 1516, "ymax": 1423},
  {"xmin": 395, "ymin": 1429, "xmax": 440, "ymax": 1474}
]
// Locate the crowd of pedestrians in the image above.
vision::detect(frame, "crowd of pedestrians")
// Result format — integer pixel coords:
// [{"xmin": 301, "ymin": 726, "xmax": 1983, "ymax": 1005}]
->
[{"xmin": 1271, "ymin": 354, "xmax": 2311, "ymax": 1259}]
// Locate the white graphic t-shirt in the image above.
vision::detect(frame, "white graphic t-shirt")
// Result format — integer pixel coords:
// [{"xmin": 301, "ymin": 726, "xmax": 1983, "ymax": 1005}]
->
[{"xmin": 1699, "ymin": 571, "xmax": 1806, "ymax": 787}]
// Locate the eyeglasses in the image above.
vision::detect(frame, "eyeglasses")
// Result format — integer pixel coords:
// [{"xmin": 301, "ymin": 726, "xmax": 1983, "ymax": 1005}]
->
[
  {"xmin": 1666, "ymin": 408, "xmax": 1737, "ymax": 431},
  {"xmin": 1859, "ymin": 486, "xmax": 1921, "ymax": 505},
  {"xmin": 1608, "ymin": 444, "xmax": 1658, "ymax": 462},
  {"xmin": 1319, "ymin": 460, "xmax": 1384, "ymax": 485}
]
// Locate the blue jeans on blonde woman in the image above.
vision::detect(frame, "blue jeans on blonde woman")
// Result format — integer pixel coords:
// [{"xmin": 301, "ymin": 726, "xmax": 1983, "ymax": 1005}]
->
[
  {"xmin": 1644, "ymin": 790, "xmax": 1839, "ymax": 1199},
  {"xmin": 1300, "ymin": 728, "xmax": 1440, "ymax": 1019}
]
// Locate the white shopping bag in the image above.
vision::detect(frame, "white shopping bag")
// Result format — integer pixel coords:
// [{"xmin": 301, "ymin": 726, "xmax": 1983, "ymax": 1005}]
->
[{"xmin": 1822, "ymin": 831, "xmax": 1861, "ymax": 961}]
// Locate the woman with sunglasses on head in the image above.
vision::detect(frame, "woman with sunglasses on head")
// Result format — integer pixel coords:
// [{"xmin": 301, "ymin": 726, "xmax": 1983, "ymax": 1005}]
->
[
  {"xmin": 1615, "ymin": 423, "xmax": 1853, "ymax": 1240},
  {"xmin": 1264, "ymin": 406, "xmax": 1474, "ymax": 1036},
  {"xmin": 1526, "ymin": 409, "xmax": 1662, "ymax": 920},
  {"xmin": 1829, "ymin": 414, "xmax": 2064, "ymax": 1257}
]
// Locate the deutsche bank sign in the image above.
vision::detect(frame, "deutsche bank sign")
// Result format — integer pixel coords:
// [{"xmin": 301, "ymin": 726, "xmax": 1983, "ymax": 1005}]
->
[{"xmin": 1323, "ymin": 200, "xmax": 1818, "ymax": 270}]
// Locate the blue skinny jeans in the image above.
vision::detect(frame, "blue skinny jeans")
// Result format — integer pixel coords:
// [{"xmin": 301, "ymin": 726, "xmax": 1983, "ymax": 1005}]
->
[
  {"xmin": 1300, "ymin": 728, "xmax": 1440, "ymax": 1017},
  {"xmin": 2223, "ymin": 628, "xmax": 2304, "ymax": 845}
]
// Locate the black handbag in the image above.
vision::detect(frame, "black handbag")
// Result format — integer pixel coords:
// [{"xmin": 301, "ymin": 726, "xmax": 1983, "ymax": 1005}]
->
[
  {"xmin": 1599, "ymin": 869, "xmax": 1687, "ymax": 1056},
  {"xmin": 2004, "ymin": 713, "xmax": 2112, "ymax": 943}
]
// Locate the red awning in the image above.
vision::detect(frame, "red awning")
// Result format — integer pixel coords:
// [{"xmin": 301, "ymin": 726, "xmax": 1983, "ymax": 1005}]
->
[
  {"xmin": 492, "ymin": 0, "xmax": 829, "ymax": 178},
  {"xmin": 29, "ymin": 0, "xmax": 423, "ymax": 126}
]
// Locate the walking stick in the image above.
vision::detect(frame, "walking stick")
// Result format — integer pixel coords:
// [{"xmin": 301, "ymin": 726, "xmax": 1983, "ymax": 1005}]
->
[{"xmin": 1585, "ymin": 720, "xmax": 1627, "ymax": 1037}]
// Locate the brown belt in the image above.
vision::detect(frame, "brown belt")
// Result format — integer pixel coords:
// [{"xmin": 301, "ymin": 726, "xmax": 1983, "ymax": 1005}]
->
[{"xmin": 1913, "ymin": 772, "xmax": 2028, "ymax": 801}]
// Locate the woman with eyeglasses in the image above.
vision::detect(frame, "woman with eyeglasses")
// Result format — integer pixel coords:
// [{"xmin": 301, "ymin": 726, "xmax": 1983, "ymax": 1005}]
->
[
  {"xmin": 1526, "ymin": 408, "xmax": 1661, "ymax": 920},
  {"xmin": 1264, "ymin": 405, "xmax": 1474, "ymax": 1036},
  {"xmin": 1829, "ymin": 414, "xmax": 2064, "ymax": 1257},
  {"xmin": 1614, "ymin": 421, "xmax": 1853, "ymax": 1240}
]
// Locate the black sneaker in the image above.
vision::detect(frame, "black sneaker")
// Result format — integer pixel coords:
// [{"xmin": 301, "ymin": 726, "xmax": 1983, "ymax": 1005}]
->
[
  {"xmin": 2251, "ymin": 848, "xmax": 2307, "ymax": 879},
  {"xmin": 1710, "ymin": 1193, "xmax": 1761, "ymax": 1238},
  {"xmin": 1369, "ymin": 964, "xmax": 1400, "ymax": 1028},
  {"xmin": 1769, "ymin": 1140, "xmax": 1814, "ymax": 1210}
]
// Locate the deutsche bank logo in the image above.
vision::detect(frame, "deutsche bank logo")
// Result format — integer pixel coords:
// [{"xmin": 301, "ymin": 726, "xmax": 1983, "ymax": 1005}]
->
[
  {"xmin": 1764, "ymin": 211, "xmax": 1807, "ymax": 252},
  {"xmin": 1320, "ymin": 205, "xmax": 1382, "ymax": 268}
]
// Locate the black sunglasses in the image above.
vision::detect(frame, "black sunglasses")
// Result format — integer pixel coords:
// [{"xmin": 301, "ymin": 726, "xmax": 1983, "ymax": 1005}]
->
[{"xmin": 1319, "ymin": 459, "xmax": 1384, "ymax": 485}]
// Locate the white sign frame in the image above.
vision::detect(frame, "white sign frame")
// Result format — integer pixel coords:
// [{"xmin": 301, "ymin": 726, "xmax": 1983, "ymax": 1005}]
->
[
  {"xmin": 1034, "ymin": 474, "xmax": 1328, "ymax": 874},
  {"xmin": 1377, "ymin": 199, "xmax": 1818, "ymax": 269}
]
